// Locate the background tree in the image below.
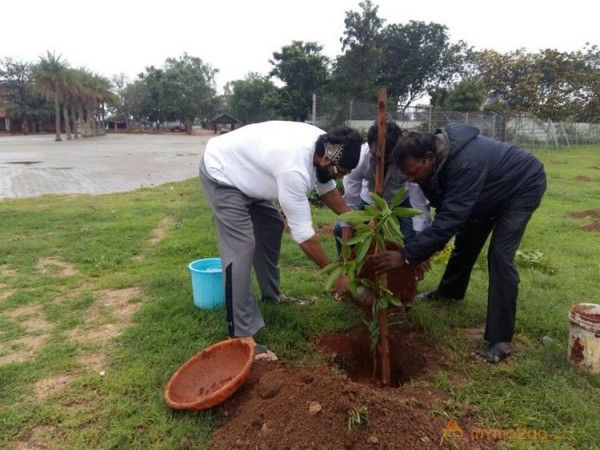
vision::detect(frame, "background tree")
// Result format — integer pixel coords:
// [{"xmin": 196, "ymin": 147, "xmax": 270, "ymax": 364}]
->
[
  {"xmin": 430, "ymin": 77, "xmax": 486, "ymax": 111},
  {"xmin": 229, "ymin": 72, "xmax": 279, "ymax": 124},
  {"xmin": 138, "ymin": 54, "xmax": 217, "ymax": 132},
  {"xmin": 91, "ymin": 73, "xmax": 117, "ymax": 134},
  {"xmin": 269, "ymin": 41, "xmax": 330, "ymax": 121},
  {"xmin": 160, "ymin": 53, "xmax": 218, "ymax": 133},
  {"xmin": 471, "ymin": 47, "xmax": 600, "ymax": 121},
  {"xmin": 379, "ymin": 21, "xmax": 470, "ymax": 111},
  {"xmin": 579, "ymin": 44, "xmax": 600, "ymax": 122},
  {"xmin": 137, "ymin": 65, "xmax": 165, "ymax": 127},
  {"xmin": 111, "ymin": 73, "xmax": 132, "ymax": 128},
  {"xmin": 330, "ymin": 0, "xmax": 385, "ymax": 101},
  {"xmin": 119, "ymin": 79, "xmax": 149, "ymax": 125},
  {"xmin": 0, "ymin": 57, "xmax": 50, "ymax": 133},
  {"xmin": 30, "ymin": 51, "xmax": 69, "ymax": 141}
]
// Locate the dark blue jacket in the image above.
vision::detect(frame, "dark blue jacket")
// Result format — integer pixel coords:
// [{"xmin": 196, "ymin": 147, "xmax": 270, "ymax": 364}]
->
[{"xmin": 401, "ymin": 124, "xmax": 545, "ymax": 264}]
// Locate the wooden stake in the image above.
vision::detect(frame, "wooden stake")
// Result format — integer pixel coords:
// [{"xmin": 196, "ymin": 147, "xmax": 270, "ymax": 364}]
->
[{"xmin": 375, "ymin": 88, "xmax": 391, "ymax": 387}]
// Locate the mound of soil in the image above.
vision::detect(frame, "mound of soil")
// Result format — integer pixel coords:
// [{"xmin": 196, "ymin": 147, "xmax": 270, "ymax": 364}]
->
[
  {"xmin": 208, "ymin": 327, "xmax": 500, "ymax": 449},
  {"xmin": 569, "ymin": 210, "xmax": 600, "ymax": 232},
  {"xmin": 569, "ymin": 210, "xmax": 600, "ymax": 219}
]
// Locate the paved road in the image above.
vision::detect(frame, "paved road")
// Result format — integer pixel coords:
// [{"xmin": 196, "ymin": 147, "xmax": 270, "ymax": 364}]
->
[{"xmin": 0, "ymin": 133, "xmax": 212, "ymax": 200}]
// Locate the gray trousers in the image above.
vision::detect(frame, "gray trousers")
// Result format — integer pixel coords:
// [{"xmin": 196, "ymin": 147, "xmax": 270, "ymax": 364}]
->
[{"xmin": 199, "ymin": 160, "xmax": 283, "ymax": 337}]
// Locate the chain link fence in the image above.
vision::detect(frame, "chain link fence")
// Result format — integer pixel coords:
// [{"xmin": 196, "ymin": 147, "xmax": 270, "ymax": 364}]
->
[{"xmin": 311, "ymin": 94, "xmax": 600, "ymax": 149}]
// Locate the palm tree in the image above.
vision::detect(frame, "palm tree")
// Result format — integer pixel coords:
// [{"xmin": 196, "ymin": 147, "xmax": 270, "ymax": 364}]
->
[
  {"xmin": 72, "ymin": 68, "xmax": 93, "ymax": 137},
  {"xmin": 92, "ymin": 74, "xmax": 118, "ymax": 134},
  {"xmin": 85, "ymin": 71, "xmax": 117, "ymax": 136},
  {"xmin": 30, "ymin": 51, "xmax": 69, "ymax": 141}
]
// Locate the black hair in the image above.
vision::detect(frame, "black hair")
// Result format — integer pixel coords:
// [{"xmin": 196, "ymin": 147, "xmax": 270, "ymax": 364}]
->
[
  {"xmin": 391, "ymin": 130, "xmax": 437, "ymax": 168},
  {"xmin": 315, "ymin": 125, "xmax": 363, "ymax": 170},
  {"xmin": 366, "ymin": 120, "xmax": 403, "ymax": 155}
]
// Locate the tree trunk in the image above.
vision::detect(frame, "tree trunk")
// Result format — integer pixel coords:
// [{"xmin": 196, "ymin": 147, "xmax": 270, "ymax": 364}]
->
[
  {"xmin": 377, "ymin": 305, "xmax": 390, "ymax": 386},
  {"xmin": 184, "ymin": 118, "xmax": 193, "ymax": 135},
  {"xmin": 85, "ymin": 102, "xmax": 94, "ymax": 136},
  {"xmin": 54, "ymin": 93, "xmax": 61, "ymax": 141},
  {"xmin": 77, "ymin": 103, "xmax": 84, "ymax": 138},
  {"xmin": 99, "ymin": 101, "xmax": 106, "ymax": 135},
  {"xmin": 72, "ymin": 104, "xmax": 79, "ymax": 139},
  {"xmin": 63, "ymin": 101, "xmax": 72, "ymax": 140}
]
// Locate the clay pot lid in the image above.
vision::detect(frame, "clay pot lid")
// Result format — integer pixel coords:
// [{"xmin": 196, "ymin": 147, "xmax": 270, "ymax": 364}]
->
[{"xmin": 164, "ymin": 339, "xmax": 255, "ymax": 410}]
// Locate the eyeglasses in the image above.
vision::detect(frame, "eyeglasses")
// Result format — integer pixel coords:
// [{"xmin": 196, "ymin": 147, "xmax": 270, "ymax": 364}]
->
[{"xmin": 332, "ymin": 165, "xmax": 351, "ymax": 177}]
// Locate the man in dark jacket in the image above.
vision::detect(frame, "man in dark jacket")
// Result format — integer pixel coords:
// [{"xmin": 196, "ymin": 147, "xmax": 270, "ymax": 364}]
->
[{"xmin": 372, "ymin": 124, "xmax": 546, "ymax": 363}]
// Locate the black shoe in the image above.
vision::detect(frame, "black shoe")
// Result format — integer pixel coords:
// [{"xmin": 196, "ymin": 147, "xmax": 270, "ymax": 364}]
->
[
  {"xmin": 416, "ymin": 289, "xmax": 461, "ymax": 303},
  {"xmin": 476, "ymin": 342, "xmax": 512, "ymax": 364}
]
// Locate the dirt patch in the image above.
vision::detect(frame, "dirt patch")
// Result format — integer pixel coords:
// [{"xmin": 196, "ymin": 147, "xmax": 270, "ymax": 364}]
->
[
  {"xmin": 13, "ymin": 424, "xmax": 59, "ymax": 450},
  {"xmin": 95, "ymin": 287, "xmax": 142, "ymax": 320},
  {"xmin": 0, "ymin": 334, "xmax": 48, "ymax": 365},
  {"xmin": 77, "ymin": 353, "xmax": 107, "ymax": 373},
  {"xmin": 569, "ymin": 210, "xmax": 600, "ymax": 219},
  {"xmin": 0, "ymin": 287, "xmax": 17, "ymax": 301},
  {"xmin": 569, "ymin": 210, "xmax": 600, "ymax": 232},
  {"xmin": 574, "ymin": 175, "xmax": 593, "ymax": 182},
  {"xmin": 589, "ymin": 166, "xmax": 600, "ymax": 170},
  {"xmin": 583, "ymin": 222, "xmax": 600, "ymax": 232},
  {"xmin": 0, "ymin": 266, "xmax": 18, "ymax": 277},
  {"xmin": 6, "ymin": 304, "xmax": 53, "ymax": 333},
  {"xmin": 208, "ymin": 327, "xmax": 500, "ymax": 449},
  {"xmin": 37, "ymin": 257, "xmax": 78, "ymax": 277},
  {"xmin": 67, "ymin": 287, "xmax": 142, "ymax": 344},
  {"xmin": 1, "ymin": 306, "xmax": 52, "ymax": 365},
  {"xmin": 546, "ymin": 159, "xmax": 567, "ymax": 164},
  {"xmin": 35, "ymin": 375, "xmax": 75, "ymax": 401},
  {"xmin": 149, "ymin": 216, "xmax": 175, "ymax": 245}
]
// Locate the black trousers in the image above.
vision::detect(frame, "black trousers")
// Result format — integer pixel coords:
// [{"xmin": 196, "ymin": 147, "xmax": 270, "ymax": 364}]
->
[{"xmin": 438, "ymin": 173, "xmax": 547, "ymax": 343}]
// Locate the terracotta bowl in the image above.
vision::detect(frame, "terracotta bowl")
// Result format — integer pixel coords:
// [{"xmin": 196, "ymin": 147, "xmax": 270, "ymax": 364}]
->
[{"xmin": 164, "ymin": 339, "xmax": 255, "ymax": 410}]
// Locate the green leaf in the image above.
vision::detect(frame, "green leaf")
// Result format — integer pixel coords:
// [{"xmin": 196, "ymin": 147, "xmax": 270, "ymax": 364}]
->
[
  {"xmin": 390, "ymin": 186, "xmax": 406, "ymax": 209},
  {"xmin": 388, "ymin": 295, "xmax": 401, "ymax": 306},
  {"xmin": 318, "ymin": 261, "xmax": 338, "ymax": 276},
  {"xmin": 369, "ymin": 192, "xmax": 390, "ymax": 212},
  {"xmin": 373, "ymin": 233, "xmax": 385, "ymax": 251},
  {"xmin": 355, "ymin": 236, "xmax": 373, "ymax": 262},
  {"xmin": 339, "ymin": 210, "xmax": 374, "ymax": 224},
  {"xmin": 382, "ymin": 218, "xmax": 403, "ymax": 243},
  {"xmin": 393, "ymin": 207, "xmax": 422, "ymax": 218},
  {"xmin": 347, "ymin": 230, "xmax": 373, "ymax": 246},
  {"xmin": 363, "ymin": 204, "xmax": 381, "ymax": 217},
  {"xmin": 324, "ymin": 265, "xmax": 343, "ymax": 291}
]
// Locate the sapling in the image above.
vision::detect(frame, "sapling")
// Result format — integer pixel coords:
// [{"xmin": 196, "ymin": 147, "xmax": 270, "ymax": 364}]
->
[{"xmin": 321, "ymin": 187, "xmax": 422, "ymax": 384}]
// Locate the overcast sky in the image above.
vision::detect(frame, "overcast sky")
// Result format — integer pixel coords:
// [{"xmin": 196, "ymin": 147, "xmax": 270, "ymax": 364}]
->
[{"xmin": 3, "ymin": 0, "xmax": 597, "ymax": 93}]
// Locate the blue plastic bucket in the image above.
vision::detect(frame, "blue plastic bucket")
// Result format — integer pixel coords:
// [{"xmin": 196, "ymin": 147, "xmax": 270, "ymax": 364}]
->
[{"xmin": 188, "ymin": 258, "xmax": 224, "ymax": 309}]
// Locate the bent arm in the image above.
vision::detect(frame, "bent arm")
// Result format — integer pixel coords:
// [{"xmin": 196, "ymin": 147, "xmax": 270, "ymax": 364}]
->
[
  {"xmin": 321, "ymin": 187, "xmax": 351, "ymax": 215},
  {"xmin": 298, "ymin": 234, "xmax": 332, "ymax": 268}
]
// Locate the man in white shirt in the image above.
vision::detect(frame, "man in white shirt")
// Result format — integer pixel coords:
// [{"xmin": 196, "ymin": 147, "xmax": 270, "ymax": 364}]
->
[
  {"xmin": 335, "ymin": 121, "xmax": 431, "ymax": 254},
  {"xmin": 199, "ymin": 121, "xmax": 363, "ymax": 359}
]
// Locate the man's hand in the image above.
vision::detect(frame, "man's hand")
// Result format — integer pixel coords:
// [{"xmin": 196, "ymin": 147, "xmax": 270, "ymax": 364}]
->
[
  {"xmin": 331, "ymin": 276, "xmax": 350, "ymax": 301},
  {"xmin": 412, "ymin": 260, "xmax": 431, "ymax": 281},
  {"xmin": 372, "ymin": 250, "xmax": 406, "ymax": 273}
]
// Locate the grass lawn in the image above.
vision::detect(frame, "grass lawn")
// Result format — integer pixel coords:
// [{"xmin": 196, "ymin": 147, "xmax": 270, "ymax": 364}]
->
[{"xmin": 1, "ymin": 145, "xmax": 599, "ymax": 449}]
